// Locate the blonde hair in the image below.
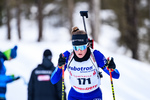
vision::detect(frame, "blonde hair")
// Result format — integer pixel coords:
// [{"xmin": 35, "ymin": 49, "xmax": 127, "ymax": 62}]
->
[{"xmin": 71, "ymin": 27, "xmax": 87, "ymax": 35}]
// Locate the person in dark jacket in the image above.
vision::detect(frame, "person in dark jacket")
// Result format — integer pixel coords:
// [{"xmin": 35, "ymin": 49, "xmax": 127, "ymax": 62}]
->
[
  {"xmin": 0, "ymin": 45, "xmax": 20, "ymax": 100},
  {"xmin": 28, "ymin": 49, "xmax": 66, "ymax": 100}
]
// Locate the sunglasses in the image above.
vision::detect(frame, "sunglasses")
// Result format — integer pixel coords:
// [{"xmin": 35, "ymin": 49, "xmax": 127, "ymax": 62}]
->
[{"xmin": 73, "ymin": 44, "xmax": 87, "ymax": 51}]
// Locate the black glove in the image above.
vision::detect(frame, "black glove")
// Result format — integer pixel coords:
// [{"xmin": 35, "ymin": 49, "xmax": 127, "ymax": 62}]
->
[
  {"xmin": 11, "ymin": 75, "xmax": 20, "ymax": 81},
  {"xmin": 58, "ymin": 53, "xmax": 66, "ymax": 68},
  {"xmin": 107, "ymin": 57, "xmax": 116, "ymax": 69},
  {"xmin": 14, "ymin": 76, "xmax": 20, "ymax": 81}
]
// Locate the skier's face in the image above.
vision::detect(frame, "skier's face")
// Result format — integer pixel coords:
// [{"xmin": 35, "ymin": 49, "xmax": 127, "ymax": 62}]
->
[{"xmin": 74, "ymin": 47, "xmax": 87, "ymax": 58}]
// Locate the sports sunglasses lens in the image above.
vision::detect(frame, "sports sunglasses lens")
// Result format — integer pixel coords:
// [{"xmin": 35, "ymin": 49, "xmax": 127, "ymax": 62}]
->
[
  {"xmin": 73, "ymin": 45, "xmax": 87, "ymax": 51},
  {"xmin": 73, "ymin": 46, "xmax": 77, "ymax": 51},
  {"xmin": 82, "ymin": 45, "xmax": 87, "ymax": 50}
]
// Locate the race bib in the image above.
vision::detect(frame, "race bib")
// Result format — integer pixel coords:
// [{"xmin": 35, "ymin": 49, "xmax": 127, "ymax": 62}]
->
[{"xmin": 68, "ymin": 58, "xmax": 100, "ymax": 93}]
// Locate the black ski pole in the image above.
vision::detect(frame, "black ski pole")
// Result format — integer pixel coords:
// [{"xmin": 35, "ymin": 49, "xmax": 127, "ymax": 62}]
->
[{"xmin": 80, "ymin": 11, "xmax": 88, "ymax": 33}]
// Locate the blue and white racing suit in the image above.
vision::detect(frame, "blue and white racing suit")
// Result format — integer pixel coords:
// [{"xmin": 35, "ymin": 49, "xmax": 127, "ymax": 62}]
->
[{"xmin": 51, "ymin": 49, "xmax": 120, "ymax": 100}]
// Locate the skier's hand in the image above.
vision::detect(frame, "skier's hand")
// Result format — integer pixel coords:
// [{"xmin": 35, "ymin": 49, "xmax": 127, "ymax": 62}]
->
[
  {"xmin": 11, "ymin": 75, "xmax": 20, "ymax": 81},
  {"xmin": 14, "ymin": 76, "xmax": 20, "ymax": 81},
  {"xmin": 107, "ymin": 57, "xmax": 116, "ymax": 70},
  {"xmin": 58, "ymin": 53, "xmax": 66, "ymax": 69}
]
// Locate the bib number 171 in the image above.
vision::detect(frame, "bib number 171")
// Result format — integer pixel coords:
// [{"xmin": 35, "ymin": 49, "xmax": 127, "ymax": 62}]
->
[{"xmin": 77, "ymin": 78, "xmax": 91, "ymax": 85}]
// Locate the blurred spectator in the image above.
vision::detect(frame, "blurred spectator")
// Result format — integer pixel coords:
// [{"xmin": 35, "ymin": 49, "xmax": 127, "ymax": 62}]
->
[
  {"xmin": 0, "ymin": 45, "xmax": 20, "ymax": 100},
  {"xmin": 28, "ymin": 49, "xmax": 66, "ymax": 100}
]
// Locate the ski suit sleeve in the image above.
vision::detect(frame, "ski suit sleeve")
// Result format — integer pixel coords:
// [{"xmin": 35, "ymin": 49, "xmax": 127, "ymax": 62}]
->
[
  {"xmin": 28, "ymin": 70, "xmax": 35, "ymax": 100},
  {"xmin": 51, "ymin": 51, "xmax": 70, "ymax": 84},
  {"xmin": 0, "ymin": 59, "xmax": 2, "ymax": 71},
  {"xmin": 0, "ymin": 75, "xmax": 14, "ymax": 83},
  {"xmin": 0, "ymin": 58, "xmax": 6, "ymax": 75},
  {"xmin": 0, "ymin": 58, "xmax": 14, "ymax": 83},
  {"xmin": 93, "ymin": 50, "xmax": 120, "ymax": 79}
]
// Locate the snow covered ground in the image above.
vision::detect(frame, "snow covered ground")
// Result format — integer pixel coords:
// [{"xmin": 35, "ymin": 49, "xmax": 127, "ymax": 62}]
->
[{"xmin": 0, "ymin": 8, "xmax": 150, "ymax": 100}]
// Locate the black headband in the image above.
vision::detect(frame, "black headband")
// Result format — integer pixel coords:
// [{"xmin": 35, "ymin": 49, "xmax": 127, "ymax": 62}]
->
[{"xmin": 72, "ymin": 34, "xmax": 88, "ymax": 45}]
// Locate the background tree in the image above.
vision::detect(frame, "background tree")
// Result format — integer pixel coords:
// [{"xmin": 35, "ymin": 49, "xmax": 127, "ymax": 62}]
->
[
  {"xmin": 73, "ymin": 0, "xmax": 101, "ymax": 42},
  {"xmin": 148, "ymin": 0, "xmax": 150, "ymax": 62},
  {"xmin": 37, "ymin": 0, "xmax": 43, "ymax": 42},
  {"xmin": 124, "ymin": 0, "xmax": 139, "ymax": 59},
  {"xmin": 6, "ymin": 0, "xmax": 11, "ymax": 40},
  {"xmin": 16, "ymin": 0, "xmax": 22, "ymax": 40},
  {"xmin": 67, "ymin": 0, "xmax": 74, "ymax": 33},
  {"xmin": 0, "ymin": 0, "xmax": 150, "ymax": 62},
  {"xmin": 0, "ymin": 0, "xmax": 5, "ymax": 26},
  {"xmin": 102, "ymin": 0, "xmax": 139, "ymax": 60},
  {"xmin": 89, "ymin": 0, "xmax": 100, "ymax": 42}
]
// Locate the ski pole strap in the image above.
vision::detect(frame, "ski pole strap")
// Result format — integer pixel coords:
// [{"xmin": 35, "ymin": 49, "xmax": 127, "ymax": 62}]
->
[
  {"xmin": 58, "ymin": 65, "xmax": 63, "ymax": 69},
  {"xmin": 107, "ymin": 67, "xmax": 114, "ymax": 72},
  {"xmin": 101, "ymin": 57, "xmax": 110, "ymax": 70}
]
